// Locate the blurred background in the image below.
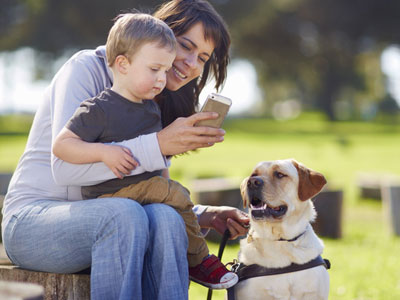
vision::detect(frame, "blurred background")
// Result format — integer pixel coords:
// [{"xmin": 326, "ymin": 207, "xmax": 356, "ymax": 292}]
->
[{"xmin": 1, "ymin": 0, "xmax": 400, "ymax": 299}]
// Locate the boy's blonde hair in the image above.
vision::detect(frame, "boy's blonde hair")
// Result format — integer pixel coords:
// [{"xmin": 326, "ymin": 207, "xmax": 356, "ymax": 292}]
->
[{"xmin": 106, "ymin": 13, "xmax": 176, "ymax": 67}]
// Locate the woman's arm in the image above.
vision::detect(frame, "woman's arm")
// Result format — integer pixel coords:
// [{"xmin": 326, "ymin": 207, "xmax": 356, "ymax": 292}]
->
[
  {"xmin": 50, "ymin": 49, "xmax": 168, "ymax": 186},
  {"xmin": 53, "ymin": 128, "xmax": 138, "ymax": 179},
  {"xmin": 52, "ymin": 134, "xmax": 168, "ymax": 186},
  {"xmin": 50, "ymin": 48, "xmax": 226, "ymax": 186},
  {"xmin": 196, "ymin": 205, "xmax": 250, "ymax": 240}
]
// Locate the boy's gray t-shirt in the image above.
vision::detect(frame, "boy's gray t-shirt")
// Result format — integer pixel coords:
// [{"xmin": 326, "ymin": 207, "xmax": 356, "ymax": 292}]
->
[{"xmin": 66, "ymin": 88, "xmax": 163, "ymax": 199}]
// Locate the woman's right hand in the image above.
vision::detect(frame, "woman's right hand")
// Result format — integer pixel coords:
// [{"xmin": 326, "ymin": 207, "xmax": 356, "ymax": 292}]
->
[{"xmin": 156, "ymin": 112, "xmax": 226, "ymax": 156}]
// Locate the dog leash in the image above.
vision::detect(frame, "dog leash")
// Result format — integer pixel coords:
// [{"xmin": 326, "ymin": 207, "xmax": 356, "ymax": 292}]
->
[{"xmin": 206, "ymin": 229, "xmax": 231, "ymax": 300}]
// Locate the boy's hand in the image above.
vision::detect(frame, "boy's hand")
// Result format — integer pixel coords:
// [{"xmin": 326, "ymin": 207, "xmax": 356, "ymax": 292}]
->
[{"xmin": 101, "ymin": 145, "xmax": 139, "ymax": 179}]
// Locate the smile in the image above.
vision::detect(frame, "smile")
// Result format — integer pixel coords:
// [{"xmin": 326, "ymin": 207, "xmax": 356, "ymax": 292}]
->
[
  {"xmin": 250, "ymin": 198, "xmax": 288, "ymax": 220},
  {"xmin": 172, "ymin": 66, "xmax": 187, "ymax": 79}
]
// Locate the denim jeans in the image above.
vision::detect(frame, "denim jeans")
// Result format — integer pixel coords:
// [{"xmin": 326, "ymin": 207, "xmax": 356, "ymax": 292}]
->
[{"xmin": 3, "ymin": 198, "xmax": 189, "ymax": 300}]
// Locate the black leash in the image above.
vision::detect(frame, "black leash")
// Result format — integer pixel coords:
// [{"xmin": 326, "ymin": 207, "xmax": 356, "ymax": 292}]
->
[{"xmin": 206, "ymin": 229, "xmax": 231, "ymax": 300}]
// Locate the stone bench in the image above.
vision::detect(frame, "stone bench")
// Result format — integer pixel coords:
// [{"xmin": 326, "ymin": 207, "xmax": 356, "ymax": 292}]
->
[
  {"xmin": 0, "ymin": 280, "xmax": 44, "ymax": 300},
  {"xmin": 0, "ymin": 245, "xmax": 89, "ymax": 300},
  {"xmin": 0, "ymin": 263, "xmax": 90, "ymax": 300},
  {"xmin": 357, "ymin": 173, "xmax": 400, "ymax": 200}
]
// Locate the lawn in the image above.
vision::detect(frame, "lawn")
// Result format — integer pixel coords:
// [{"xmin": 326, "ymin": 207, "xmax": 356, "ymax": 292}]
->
[{"xmin": 1, "ymin": 113, "xmax": 400, "ymax": 299}]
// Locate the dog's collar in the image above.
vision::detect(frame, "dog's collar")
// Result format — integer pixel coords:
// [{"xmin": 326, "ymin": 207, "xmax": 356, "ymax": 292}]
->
[
  {"xmin": 278, "ymin": 230, "xmax": 306, "ymax": 242},
  {"xmin": 246, "ymin": 229, "xmax": 306, "ymax": 244}
]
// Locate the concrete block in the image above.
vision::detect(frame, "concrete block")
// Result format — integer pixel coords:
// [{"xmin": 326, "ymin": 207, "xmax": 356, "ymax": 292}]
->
[
  {"xmin": 382, "ymin": 185, "xmax": 400, "ymax": 236},
  {"xmin": 312, "ymin": 190, "xmax": 343, "ymax": 239}
]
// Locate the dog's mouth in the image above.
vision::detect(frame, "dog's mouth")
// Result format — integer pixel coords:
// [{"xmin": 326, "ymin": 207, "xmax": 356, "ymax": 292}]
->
[{"xmin": 250, "ymin": 196, "xmax": 288, "ymax": 220}]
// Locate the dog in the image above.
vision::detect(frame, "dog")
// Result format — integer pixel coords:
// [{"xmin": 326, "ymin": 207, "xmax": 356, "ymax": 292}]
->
[{"xmin": 233, "ymin": 159, "xmax": 329, "ymax": 300}]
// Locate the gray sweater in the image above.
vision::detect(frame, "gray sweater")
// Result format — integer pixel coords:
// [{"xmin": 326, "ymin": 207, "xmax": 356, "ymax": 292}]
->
[{"xmin": 2, "ymin": 46, "xmax": 168, "ymax": 233}]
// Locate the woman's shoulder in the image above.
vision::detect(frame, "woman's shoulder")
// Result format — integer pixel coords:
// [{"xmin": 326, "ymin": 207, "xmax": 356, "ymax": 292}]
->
[
  {"xmin": 69, "ymin": 46, "xmax": 106, "ymax": 64},
  {"xmin": 62, "ymin": 46, "xmax": 110, "ymax": 77},
  {"xmin": 54, "ymin": 45, "xmax": 112, "ymax": 88}
]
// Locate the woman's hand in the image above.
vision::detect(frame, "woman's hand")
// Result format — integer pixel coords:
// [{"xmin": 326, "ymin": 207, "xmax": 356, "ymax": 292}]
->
[
  {"xmin": 198, "ymin": 206, "xmax": 250, "ymax": 240},
  {"xmin": 156, "ymin": 112, "xmax": 226, "ymax": 156}
]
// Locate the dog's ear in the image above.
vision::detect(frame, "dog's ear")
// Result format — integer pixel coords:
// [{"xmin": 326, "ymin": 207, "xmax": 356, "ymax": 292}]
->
[{"xmin": 293, "ymin": 160, "xmax": 327, "ymax": 201}]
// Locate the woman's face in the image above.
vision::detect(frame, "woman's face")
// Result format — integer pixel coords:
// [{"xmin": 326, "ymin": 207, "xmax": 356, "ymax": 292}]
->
[{"xmin": 166, "ymin": 22, "xmax": 215, "ymax": 91}]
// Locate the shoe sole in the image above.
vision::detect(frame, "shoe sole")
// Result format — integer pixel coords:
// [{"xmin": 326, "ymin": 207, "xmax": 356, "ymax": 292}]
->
[{"xmin": 189, "ymin": 274, "xmax": 239, "ymax": 289}]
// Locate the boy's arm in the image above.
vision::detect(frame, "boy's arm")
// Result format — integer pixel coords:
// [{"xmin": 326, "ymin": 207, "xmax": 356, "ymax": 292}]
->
[
  {"xmin": 53, "ymin": 127, "xmax": 105, "ymax": 164},
  {"xmin": 53, "ymin": 127, "xmax": 138, "ymax": 178}
]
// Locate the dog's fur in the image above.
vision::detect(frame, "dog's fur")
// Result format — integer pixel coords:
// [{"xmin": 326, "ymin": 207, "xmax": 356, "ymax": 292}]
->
[{"xmin": 234, "ymin": 159, "xmax": 329, "ymax": 300}]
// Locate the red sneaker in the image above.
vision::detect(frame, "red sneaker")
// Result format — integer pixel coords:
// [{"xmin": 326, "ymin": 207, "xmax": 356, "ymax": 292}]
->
[{"xmin": 189, "ymin": 254, "xmax": 238, "ymax": 289}]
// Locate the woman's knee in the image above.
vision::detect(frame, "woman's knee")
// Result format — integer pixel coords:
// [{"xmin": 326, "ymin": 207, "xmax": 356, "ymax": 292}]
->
[
  {"xmin": 145, "ymin": 203, "xmax": 185, "ymax": 230},
  {"xmin": 92, "ymin": 198, "xmax": 150, "ymax": 239},
  {"xmin": 143, "ymin": 204, "xmax": 188, "ymax": 247}
]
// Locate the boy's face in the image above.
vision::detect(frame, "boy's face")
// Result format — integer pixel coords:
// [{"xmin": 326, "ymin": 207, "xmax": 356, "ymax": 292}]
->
[{"xmin": 124, "ymin": 42, "xmax": 176, "ymax": 101}]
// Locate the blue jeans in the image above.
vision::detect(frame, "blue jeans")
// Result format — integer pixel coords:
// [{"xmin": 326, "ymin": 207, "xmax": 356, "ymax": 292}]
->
[{"xmin": 3, "ymin": 198, "xmax": 189, "ymax": 300}]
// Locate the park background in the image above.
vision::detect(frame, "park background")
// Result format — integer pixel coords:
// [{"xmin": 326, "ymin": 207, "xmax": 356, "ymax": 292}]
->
[{"xmin": 1, "ymin": 0, "xmax": 400, "ymax": 299}]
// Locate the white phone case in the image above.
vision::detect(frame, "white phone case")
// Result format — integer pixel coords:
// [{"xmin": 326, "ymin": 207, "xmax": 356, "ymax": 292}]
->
[{"xmin": 195, "ymin": 93, "xmax": 232, "ymax": 128}]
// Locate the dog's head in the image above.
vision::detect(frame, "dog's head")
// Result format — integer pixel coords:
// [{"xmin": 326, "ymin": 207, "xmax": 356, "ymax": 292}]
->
[{"xmin": 241, "ymin": 159, "xmax": 326, "ymax": 223}]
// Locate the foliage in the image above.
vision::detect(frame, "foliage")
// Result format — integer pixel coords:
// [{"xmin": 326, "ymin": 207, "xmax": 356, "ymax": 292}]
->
[
  {"xmin": 0, "ymin": 114, "xmax": 34, "ymax": 135},
  {"xmin": 2, "ymin": 1, "xmax": 400, "ymax": 119},
  {"xmin": 0, "ymin": 0, "xmax": 160, "ymax": 54},
  {"xmin": 221, "ymin": 0, "xmax": 400, "ymax": 119}
]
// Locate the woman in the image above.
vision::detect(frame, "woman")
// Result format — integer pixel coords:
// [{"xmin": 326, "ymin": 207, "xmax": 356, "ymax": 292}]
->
[{"xmin": 1, "ymin": 1, "xmax": 249, "ymax": 299}]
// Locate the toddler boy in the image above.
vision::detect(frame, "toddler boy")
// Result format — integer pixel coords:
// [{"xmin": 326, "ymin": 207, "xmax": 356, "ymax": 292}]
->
[{"xmin": 53, "ymin": 13, "xmax": 238, "ymax": 289}]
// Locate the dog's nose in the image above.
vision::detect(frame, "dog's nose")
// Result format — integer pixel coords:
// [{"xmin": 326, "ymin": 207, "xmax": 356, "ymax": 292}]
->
[{"xmin": 247, "ymin": 177, "xmax": 263, "ymax": 190}]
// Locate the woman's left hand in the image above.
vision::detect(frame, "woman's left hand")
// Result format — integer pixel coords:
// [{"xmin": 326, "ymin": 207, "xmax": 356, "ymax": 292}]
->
[{"xmin": 198, "ymin": 206, "xmax": 249, "ymax": 240}]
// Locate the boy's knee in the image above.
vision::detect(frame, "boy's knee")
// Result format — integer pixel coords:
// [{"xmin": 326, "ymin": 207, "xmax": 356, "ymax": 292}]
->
[{"xmin": 168, "ymin": 181, "xmax": 193, "ymax": 209}]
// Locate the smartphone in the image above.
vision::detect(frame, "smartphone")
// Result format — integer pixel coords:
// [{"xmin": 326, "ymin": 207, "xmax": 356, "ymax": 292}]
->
[{"xmin": 195, "ymin": 93, "xmax": 232, "ymax": 128}]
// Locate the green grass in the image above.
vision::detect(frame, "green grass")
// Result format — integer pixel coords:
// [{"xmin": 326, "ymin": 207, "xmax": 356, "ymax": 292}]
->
[
  {"xmin": 0, "ymin": 135, "xmax": 27, "ymax": 172},
  {"xmin": 1, "ymin": 112, "xmax": 400, "ymax": 299}
]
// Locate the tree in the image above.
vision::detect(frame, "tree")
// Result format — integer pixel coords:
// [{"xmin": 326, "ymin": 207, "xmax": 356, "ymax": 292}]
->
[
  {"xmin": 217, "ymin": 0, "xmax": 400, "ymax": 119},
  {"xmin": 0, "ymin": 0, "xmax": 160, "ymax": 54},
  {"xmin": 1, "ymin": 0, "xmax": 400, "ymax": 119}
]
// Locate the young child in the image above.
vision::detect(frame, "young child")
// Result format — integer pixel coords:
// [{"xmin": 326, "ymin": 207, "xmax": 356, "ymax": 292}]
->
[{"xmin": 52, "ymin": 13, "xmax": 238, "ymax": 289}]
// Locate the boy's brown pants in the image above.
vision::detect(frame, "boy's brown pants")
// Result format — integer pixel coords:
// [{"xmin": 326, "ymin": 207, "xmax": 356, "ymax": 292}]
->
[{"xmin": 100, "ymin": 176, "xmax": 209, "ymax": 267}]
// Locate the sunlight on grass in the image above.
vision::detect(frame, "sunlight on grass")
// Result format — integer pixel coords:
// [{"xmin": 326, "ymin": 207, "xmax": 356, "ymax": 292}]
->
[
  {"xmin": 1, "ymin": 114, "xmax": 400, "ymax": 299},
  {"xmin": 0, "ymin": 135, "xmax": 27, "ymax": 172}
]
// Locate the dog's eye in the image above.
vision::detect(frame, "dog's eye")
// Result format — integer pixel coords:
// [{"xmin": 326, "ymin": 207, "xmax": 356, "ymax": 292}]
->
[{"xmin": 274, "ymin": 171, "xmax": 286, "ymax": 179}]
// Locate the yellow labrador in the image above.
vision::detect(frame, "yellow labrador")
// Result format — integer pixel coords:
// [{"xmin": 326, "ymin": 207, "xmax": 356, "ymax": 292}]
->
[{"xmin": 233, "ymin": 159, "xmax": 329, "ymax": 300}]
